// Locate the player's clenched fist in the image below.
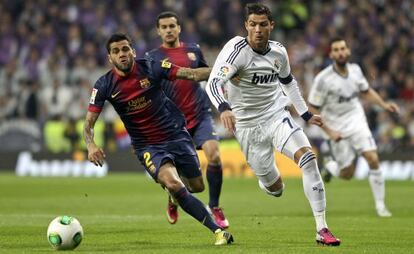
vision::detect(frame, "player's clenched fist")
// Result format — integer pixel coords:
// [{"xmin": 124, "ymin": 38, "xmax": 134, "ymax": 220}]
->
[
  {"xmin": 220, "ymin": 110, "xmax": 236, "ymax": 133},
  {"xmin": 308, "ymin": 114, "xmax": 323, "ymax": 127}
]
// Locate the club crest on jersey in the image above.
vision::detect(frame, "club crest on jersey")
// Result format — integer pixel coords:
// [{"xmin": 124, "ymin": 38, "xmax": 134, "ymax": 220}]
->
[
  {"xmin": 161, "ymin": 58, "xmax": 172, "ymax": 68},
  {"xmin": 90, "ymin": 88, "xmax": 98, "ymax": 104},
  {"xmin": 274, "ymin": 59, "xmax": 281, "ymax": 72},
  {"xmin": 217, "ymin": 66, "xmax": 229, "ymax": 78},
  {"xmin": 187, "ymin": 52, "xmax": 197, "ymax": 61},
  {"xmin": 139, "ymin": 78, "xmax": 150, "ymax": 88}
]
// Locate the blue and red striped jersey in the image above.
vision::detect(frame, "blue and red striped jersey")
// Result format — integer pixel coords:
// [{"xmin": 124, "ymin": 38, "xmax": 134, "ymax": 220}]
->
[
  {"xmin": 145, "ymin": 42, "xmax": 211, "ymax": 130},
  {"xmin": 88, "ymin": 58, "xmax": 187, "ymax": 148}
]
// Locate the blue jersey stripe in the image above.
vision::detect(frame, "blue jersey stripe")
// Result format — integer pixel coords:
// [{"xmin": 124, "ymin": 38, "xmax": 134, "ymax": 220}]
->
[
  {"xmin": 226, "ymin": 39, "xmax": 248, "ymax": 65},
  {"xmin": 211, "ymin": 78, "xmax": 225, "ymax": 105}
]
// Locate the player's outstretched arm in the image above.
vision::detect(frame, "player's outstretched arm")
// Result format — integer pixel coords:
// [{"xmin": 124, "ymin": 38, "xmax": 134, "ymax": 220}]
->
[
  {"xmin": 176, "ymin": 67, "xmax": 212, "ymax": 81},
  {"xmin": 361, "ymin": 88, "xmax": 400, "ymax": 114},
  {"xmin": 84, "ymin": 111, "xmax": 106, "ymax": 167}
]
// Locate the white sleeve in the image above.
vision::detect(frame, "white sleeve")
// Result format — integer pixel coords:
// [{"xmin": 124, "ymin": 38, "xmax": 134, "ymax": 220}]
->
[
  {"xmin": 206, "ymin": 38, "xmax": 245, "ymax": 112},
  {"xmin": 355, "ymin": 64, "xmax": 369, "ymax": 92},
  {"xmin": 308, "ymin": 74, "xmax": 326, "ymax": 107},
  {"xmin": 278, "ymin": 47, "xmax": 309, "ymax": 116}
]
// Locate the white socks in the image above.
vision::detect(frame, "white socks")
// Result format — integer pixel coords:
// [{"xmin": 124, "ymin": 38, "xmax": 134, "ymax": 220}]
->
[
  {"xmin": 368, "ymin": 169, "xmax": 386, "ymax": 210},
  {"xmin": 325, "ymin": 160, "xmax": 340, "ymax": 177},
  {"xmin": 299, "ymin": 151, "xmax": 328, "ymax": 231}
]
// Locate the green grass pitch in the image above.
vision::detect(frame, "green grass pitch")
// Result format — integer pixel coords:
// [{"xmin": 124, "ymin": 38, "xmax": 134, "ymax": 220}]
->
[{"xmin": 0, "ymin": 172, "xmax": 413, "ymax": 253}]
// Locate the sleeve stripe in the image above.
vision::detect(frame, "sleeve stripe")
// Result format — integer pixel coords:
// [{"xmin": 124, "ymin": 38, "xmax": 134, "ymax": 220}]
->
[
  {"xmin": 211, "ymin": 78, "xmax": 225, "ymax": 105},
  {"xmin": 226, "ymin": 39, "xmax": 248, "ymax": 65},
  {"xmin": 279, "ymin": 73, "xmax": 293, "ymax": 84},
  {"xmin": 225, "ymin": 39, "xmax": 245, "ymax": 63},
  {"xmin": 88, "ymin": 105, "xmax": 102, "ymax": 113}
]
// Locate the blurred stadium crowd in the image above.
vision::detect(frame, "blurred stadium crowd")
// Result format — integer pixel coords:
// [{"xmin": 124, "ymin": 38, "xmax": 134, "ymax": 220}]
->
[{"xmin": 0, "ymin": 0, "xmax": 413, "ymax": 153}]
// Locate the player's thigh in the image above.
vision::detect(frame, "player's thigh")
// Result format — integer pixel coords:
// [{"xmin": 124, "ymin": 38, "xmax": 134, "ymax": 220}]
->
[
  {"xmin": 157, "ymin": 162, "xmax": 185, "ymax": 191},
  {"xmin": 269, "ymin": 112, "xmax": 310, "ymax": 159},
  {"xmin": 190, "ymin": 114, "xmax": 219, "ymax": 150},
  {"xmin": 170, "ymin": 138, "xmax": 203, "ymax": 181},
  {"xmin": 135, "ymin": 146, "xmax": 175, "ymax": 181},
  {"xmin": 201, "ymin": 140, "xmax": 221, "ymax": 163},
  {"xmin": 350, "ymin": 129, "xmax": 377, "ymax": 155},
  {"xmin": 272, "ymin": 115, "xmax": 311, "ymax": 161},
  {"xmin": 235, "ymin": 127, "xmax": 280, "ymax": 186}
]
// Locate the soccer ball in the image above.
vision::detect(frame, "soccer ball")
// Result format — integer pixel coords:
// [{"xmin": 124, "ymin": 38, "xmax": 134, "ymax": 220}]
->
[{"xmin": 47, "ymin": 216, "xmax": 83, "ymax": 250}]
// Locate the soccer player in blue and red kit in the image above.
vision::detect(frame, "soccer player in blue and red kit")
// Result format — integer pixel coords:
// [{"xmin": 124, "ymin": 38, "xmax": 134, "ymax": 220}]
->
[
  {"xmin": 83, "ymin": 33, "xmax": 233, "ymax": 245},
  {"xmin": 145, "ymin": 12, "xmax": 229, "ymax": 228}
]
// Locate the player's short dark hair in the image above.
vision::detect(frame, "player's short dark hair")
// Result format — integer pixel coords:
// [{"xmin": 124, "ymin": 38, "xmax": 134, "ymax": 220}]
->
[
  {"xmin": 106, "ymin": 33, "xmax": 133, "ymax": 53},
  {"xmin": 245, "ymin": 3, "xmax": 273, "ymax": 21},
  {"xmin": 329, "ymin": 36, "xmax": 346, "ymax": 46},
  {"xmin": 156, "ymin": 11, "xmax": 180, "ymax": 27}
]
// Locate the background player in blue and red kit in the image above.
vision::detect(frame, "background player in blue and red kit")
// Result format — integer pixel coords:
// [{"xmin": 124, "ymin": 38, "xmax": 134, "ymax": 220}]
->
[
  {"xmin": 83, "ymin": 33, "xmax": 233, "ymax": 245},
  {"xmin": 145, "ymin": 11, "xmax": 229, "ymax": 228}
]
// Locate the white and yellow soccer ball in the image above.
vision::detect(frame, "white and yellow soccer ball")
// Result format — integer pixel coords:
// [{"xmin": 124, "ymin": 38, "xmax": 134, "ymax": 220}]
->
[{"xmin": 47, "ymin": 216, "xmax": 83, "ymax": 250}]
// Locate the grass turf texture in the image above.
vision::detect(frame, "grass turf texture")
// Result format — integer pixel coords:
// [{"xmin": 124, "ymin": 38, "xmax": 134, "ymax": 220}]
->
[{"xmin": 0, "ymin": 172, "xmax": 412, "ymax": 253}]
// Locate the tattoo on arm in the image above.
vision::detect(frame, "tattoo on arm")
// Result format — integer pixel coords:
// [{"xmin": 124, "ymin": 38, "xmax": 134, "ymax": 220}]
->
[
  {"xmin": 193, "ymin": 67, "xmax": 212, "ymax": 81},
  {"xmin": 176, "ymin": 67, "xmax": 195, "ymax": 80},
  {"xmin": 176, "ymin": 67, "xmax": 212, "ymax": 81},
  {"xmin": 83, "ymin": 111, "xmax": 100, "ymax": 146}
]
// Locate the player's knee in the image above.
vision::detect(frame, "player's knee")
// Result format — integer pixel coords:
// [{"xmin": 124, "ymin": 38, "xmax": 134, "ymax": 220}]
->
[
  {"xmin": 164, "ymin": 179, "xmax": 186, "ymax": 193},
  {"xmin": 206, "ymin": 150, "xmax": 221, "ymax": 164},
  {"xmin": 298, "ymin": 150, "xmax": 317, "ymax": 172},
  {"xmin": 363, "ymin": 152, "xmax": 379, "ymax": 169},
  {"xmin": 295, "ymin": 147, "xmax": 315, "ymax": 164},
  {"xmin": 367, "ymin": 159, "xmax": 379, "ymax": 169}
]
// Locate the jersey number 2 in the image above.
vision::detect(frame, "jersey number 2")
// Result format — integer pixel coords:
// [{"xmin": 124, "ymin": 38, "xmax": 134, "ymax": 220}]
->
[{"xmin": 143, "ymin": 152, "xmax": 155, "ymax": 173}]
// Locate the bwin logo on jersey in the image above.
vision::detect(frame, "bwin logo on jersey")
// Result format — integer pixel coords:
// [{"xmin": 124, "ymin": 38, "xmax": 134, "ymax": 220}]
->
[{"xmin": 251, "ymin": 71, "xmax": 278, "ymax": 84}]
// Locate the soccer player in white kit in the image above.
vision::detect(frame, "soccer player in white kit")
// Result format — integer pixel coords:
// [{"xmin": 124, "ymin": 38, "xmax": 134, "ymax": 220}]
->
[
  {"xmin": 308, "ymin": 38, "xmax": 399, "ymax": 217},
  {"xmin": 206, "ymin": 3, "xmax": 340, "ymax": 246}
]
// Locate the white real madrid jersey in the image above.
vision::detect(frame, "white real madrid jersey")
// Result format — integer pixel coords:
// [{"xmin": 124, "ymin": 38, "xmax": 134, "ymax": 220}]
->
[
  {"xmin": 308, "ymin": 63, "xmax": 370, "ymax": 137},
  {"xmin": 206, "ymin": 36, "xmax": 301, "ymax": 127}
]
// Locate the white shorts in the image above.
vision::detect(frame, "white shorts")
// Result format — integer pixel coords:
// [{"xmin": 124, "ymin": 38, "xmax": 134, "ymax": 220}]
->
[
  {"xmin": 327, "ymin": 127, "xmax": 377, "ymax": 169},
  {"xmin": 235, "ymin": 112, "xmax": 311, "ymax": 186}
]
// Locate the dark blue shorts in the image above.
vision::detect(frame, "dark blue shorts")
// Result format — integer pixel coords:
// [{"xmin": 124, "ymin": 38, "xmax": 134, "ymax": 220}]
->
[
  {"xmin": 135, "ymin": 132, "xmax": 201, "ymax": 181},
  {"xmin": 188, "ymin": 114, "xmax": 219, "ymax": 149}
]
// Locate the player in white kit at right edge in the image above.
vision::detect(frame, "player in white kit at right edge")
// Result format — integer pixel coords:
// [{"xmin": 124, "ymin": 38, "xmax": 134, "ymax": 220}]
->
[
  {"xmin": 308, "ymin": 37, "xmax": 399, "ymax": 217},
  {"xmin": 206, "ymin": 3, "xmax": 340, "ymax": 246}
]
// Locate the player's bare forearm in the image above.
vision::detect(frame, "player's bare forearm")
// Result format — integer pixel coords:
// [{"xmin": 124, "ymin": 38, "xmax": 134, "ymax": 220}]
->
[
  {"xmin": 176, "ymin": 67, "xmax": 212, "ymax": 81},
  {"xmin": 361, "ymin": 88, "xmax": 387, "ymax": 108},
  {"xmin": 361, "ymin": 88, "xmax": 400, "ymax": 114},
  {"xmin": 83, "ymin": 111, "xmax": 99, "ymax": 147},
  {"xmin": 84, "ymin": 111, "xmax": 106, "ymax": 166}
]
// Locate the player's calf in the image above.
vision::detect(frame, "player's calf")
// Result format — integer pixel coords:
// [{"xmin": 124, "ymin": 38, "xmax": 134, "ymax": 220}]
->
[{"xmin": 258, "ymin": 179, "xmax": 285, "ymax": 197}]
